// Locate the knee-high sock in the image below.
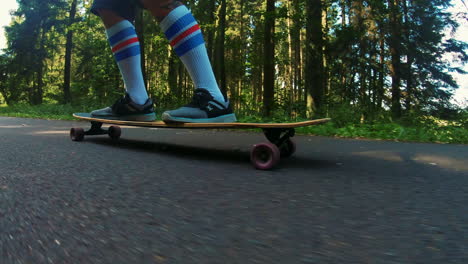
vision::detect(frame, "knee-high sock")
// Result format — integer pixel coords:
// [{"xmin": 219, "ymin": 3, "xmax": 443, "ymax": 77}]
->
[
  {"xmin": 160, "ymin": 5, "xmax": 227, "ymax": 105},
  {"xmin": 106, "ymin": 20, "xmax": 148, "ymax": 105}
]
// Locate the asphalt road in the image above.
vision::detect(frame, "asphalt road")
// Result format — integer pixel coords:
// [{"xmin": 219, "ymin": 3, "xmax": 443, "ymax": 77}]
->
[{"xmin": 0, "ymin": 116, "xmax": 467, "ymax": 264}]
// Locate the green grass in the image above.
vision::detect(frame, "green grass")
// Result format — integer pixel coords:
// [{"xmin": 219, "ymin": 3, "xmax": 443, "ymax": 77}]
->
[
  {"xmin": 0, "ymin": 104, "xmax": 92, "ymax": 120},
  {"xmin": 1, "ymin": 103, "xmax": 466, "ymax": 144},
  {"xmin": 295, "ymin": 122, "xmax": 467, "ymax": 144}
]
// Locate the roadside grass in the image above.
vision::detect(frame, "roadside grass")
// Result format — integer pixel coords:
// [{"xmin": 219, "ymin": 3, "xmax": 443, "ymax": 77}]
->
[
  {"xmin": 0, "ymin": 104, "xmax": 91, "ymax": 120},
  {"xmin": 295, "ymin": 122, "xmax": 467, "ymax": 144},
  {"xmin": 239, "ymin": 113, "xmax": 467, "ymax": 144},
  {"xmin": 0, "ymin": 103, "xmax": 466, "ymax": 144}
]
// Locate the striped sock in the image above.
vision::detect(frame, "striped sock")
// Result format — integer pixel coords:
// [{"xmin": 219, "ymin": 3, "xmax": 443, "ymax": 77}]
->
[
  {"xmin": 106, "ymin": 20, "xmax": 148, "ymax": 105},
  {"xmin": 160, "ymin": 5, "xmax": 227, "ymax": 105}
]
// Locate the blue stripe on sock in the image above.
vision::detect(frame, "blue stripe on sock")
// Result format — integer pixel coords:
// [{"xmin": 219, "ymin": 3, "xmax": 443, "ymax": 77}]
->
[
  {"xmin": 164, "ymin": 13, "xmax": 196, "ymax": 40},
  {"xmin": 174, "ymin": 33, "xmax": 205, "ymax": 57},
  {"xmin": 109, "ymin": 27, "xmax": 136, "ymax": 46},
  {"xmin": 115, "ymin": 45, "xmax": 141, "ymax": 61}
]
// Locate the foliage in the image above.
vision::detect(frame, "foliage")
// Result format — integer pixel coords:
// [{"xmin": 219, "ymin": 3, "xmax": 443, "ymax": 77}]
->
[
  {"xmin": 0, "ymin": 103, "xmax": 87, "ymax": 120},
  {"xmin": 1, "ymin": 103, "xmax": 466, "ymax": 144},
  {"xmin": 297, "ymin": 118, "xmax": 468, "ymax": 144},
  {"xmin": 0, "ymin": 0, "xmax": 466, "ymax": 140}
]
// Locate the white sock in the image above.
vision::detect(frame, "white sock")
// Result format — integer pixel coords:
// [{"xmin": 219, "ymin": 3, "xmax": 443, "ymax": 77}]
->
[
  {"xmin": 106, "ymin": 20, "xmax": 148, "ymax": 105},
  {"xmin": 160, "ymin": 5, "xmax": 227, "ymax": 105}
]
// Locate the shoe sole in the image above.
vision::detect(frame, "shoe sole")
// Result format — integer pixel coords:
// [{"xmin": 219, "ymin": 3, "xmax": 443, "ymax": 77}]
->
[
  {"xmin": 162, "ymin": 113, "xmax": 237, "ymax": 123},
  {"xmin": 91, "ymin": 113, "xmax": 157, "ymax": 122}
]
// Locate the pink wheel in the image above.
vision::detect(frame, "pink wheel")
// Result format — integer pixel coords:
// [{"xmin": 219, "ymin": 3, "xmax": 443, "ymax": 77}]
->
[
  {"xmin": 70, "ymin": 128, "xmax": 85, "ymax": 142},
  {"xmin": 250, "ymin": 142, "xmax": 281, "ymax": 170},
  {"xmin": 280, "ymin": 139, "xmax": 296, "ymax": 158},
  {"xmin": 108, "ymin": 126, "xmax": 121, "ymax": 140}
]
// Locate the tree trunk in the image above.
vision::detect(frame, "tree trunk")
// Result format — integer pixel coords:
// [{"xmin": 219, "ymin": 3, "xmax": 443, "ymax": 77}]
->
[
  {"xmin": 352, "ymin": 1, "xmax": 367, "ymax": 120},
  {"xmin": 0, "ymin": 66, "xmax": 10, "ymax": 105},
  {"xmin": 34, "ymin": 26, "xmax": 47, "ymax": 105},
  {"xmin": 291, "ymin": 0, "xmax": 302, "ymax": 104},
  {"xmin": 134, "ymin": 7, "xmax": 146, "ymax": 86},
  {"xmin": 403, "ymin": 0, "xmax": 413, "ymax": 112},
  {"xmin": 214, "ymin": 0, "xmax": 227, "ymax": 97},
  {"xmin": 178, "ymin": 60, "xmax": 186, "ymax": 101},
  {"xmin": 286, "ymin": 0, "xmax": 294, "ymax": 115},
  {"xmin": 168, "ymin": 51, "xmax": 179, "ymax": 99},
  {"xmin": 238, "ymin": 0, "xmax": 246, "ymax": 111},
  {"xmin": 305, "ymin": 0, "xmax": 324, "ymax": 117},
  {"xmin": 341, "ymin": 0, "xmax": 347, "ymax": 26},
  {"xmin": 388, "ymin": 0, "xmax": 402, "ymax": 118},
  {"xmin": 263, "ymin": 0, "xmax": 275, "ymax": 117},
  {"xmin": 252, "ymin": 8, "xmax": 264, "ymax": 108},
  {"xmin": 322, "ymin": 2, "xmax": 329, "ymax": 115},
  {"xmin": 377, "ymin": 22, "xmax": 385, "ymax": 109},
  {"xmin": 206, "ymin": 0, "xmax": 216, "ymax": 60},
  {"xmin": 63, "ymin": 0, "xmax": 77, "ymax": 104}
]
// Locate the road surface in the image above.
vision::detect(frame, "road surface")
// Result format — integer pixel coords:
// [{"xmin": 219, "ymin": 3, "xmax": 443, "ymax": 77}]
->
[{"xmin": 0, "ymin": 116, "xmax": 467, "ymax": 263}]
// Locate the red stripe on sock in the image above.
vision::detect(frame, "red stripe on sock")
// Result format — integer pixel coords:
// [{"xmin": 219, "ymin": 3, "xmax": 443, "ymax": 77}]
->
[
  {"xmin": 170, "ymin": 24, "xmax": 201, "ymax": 47},
  {"xmin": 112, "ymin": 37, "xmax": 139, "ymax": 53}
]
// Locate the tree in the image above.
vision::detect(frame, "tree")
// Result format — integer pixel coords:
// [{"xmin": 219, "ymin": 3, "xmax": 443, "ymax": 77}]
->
[
  {"xmin": 290, "ymin": 0, "xmax": 303, "ymax": 105},
  {"xmin": 63, "ymin": 0, "xmax": 78, "ymax": 103},
  {"xmin": 263, "ymin": 0, "xmax": 276, "ymax": 116},
  {"xmin": 214, "ymin": 0, "xmax": 227, "ymax": 96},
  {"xmin": 388, "ymin": 0, "xmax": 403, "ymax": 118},
  {"xmin": 6, "ymin": 0, "xmax": 67, "ymax": 104},
  {"xmin": 305, "ymin": 0, "xmax": 325, "ymax": 117},
  {"xmin": 0, "ymin": 0, "xmax": 466, "ymax": 123}
]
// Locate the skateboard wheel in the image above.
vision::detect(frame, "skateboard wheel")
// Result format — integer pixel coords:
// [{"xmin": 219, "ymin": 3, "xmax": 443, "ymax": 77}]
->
[
  {"xmin": 108, "ymin": 126, "xmax": 121, "ymax": 140},
  {"xmin": 70, "ymin": 128, "xmax": 85, "ymax": 142},
  {"xmin": 280, "ymin": 139, "xmax": 296, "ymax": 158},
  {"xmin": 250, "ymin": 142, "xmax": 280, "ymax": 170}
]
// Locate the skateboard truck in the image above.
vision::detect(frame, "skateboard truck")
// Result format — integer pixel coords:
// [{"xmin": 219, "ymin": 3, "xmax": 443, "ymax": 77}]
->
[
  {"xmin": 263, "ymin": 128, "xmax": 295, "ymax": 146},
  {"xmin": 249, "ymin": 128, "xmax": 297, "ymax": 170},
  {"xmin": 86, "ymin": 122, "xmax": 108, "ymax": 136},
  {"xmin": 70, "ymin": 121, "xmax": 121, "ymax": 142}
]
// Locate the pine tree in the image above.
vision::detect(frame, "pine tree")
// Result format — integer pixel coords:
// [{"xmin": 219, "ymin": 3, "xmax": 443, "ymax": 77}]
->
[{"xmin": 305, "ymin": 0, "xmax": 325, "ymax": 117}]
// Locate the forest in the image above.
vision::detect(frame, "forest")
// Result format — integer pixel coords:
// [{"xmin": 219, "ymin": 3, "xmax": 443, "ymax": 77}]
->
[{"xmin": 0, "ymin": 0, "xmax": 467, "ymax": 126}]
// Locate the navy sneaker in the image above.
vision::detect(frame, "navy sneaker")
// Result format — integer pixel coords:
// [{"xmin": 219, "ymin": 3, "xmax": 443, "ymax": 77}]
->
[
  {"xmin": 162, "ymin": 88, "xmax": 237, "ymax": 123},
  {"xmin": 91, "ymin": 93, "xmax": 156, "ymax": 122}
]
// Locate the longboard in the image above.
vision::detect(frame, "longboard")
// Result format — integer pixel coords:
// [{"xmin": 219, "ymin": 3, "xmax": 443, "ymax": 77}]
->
[{"xmin": 71, "ymin": 113, "xmax": 331, "ymax": 170}]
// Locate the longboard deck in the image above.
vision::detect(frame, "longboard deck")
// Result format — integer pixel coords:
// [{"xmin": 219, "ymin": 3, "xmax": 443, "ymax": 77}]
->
[
  {"xmin": 71, "ymin": 113, "xmax": 331, "ymax": 170},
  {"xmin": 73, "ymin": 113, "xmax": 331, "ymax": 129}
]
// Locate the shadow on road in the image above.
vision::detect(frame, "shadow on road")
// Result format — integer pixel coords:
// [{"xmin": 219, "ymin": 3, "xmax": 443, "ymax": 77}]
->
[
  {"xmin": 90, "ymin": 137, "xmax": 249, "ymax": 163},
  {"xmin": 84, "ymin": 137, "xmax": 338, "ymax": 170}
]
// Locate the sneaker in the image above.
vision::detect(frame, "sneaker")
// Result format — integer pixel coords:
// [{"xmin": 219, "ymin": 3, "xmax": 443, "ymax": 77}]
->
[
  {"xmin": 162, "ymin": 88, "xmax": 237, "ymax": 123},
  {"xmin": 91, "ymin": 93, "xmax": 156, "ymax": 122}
]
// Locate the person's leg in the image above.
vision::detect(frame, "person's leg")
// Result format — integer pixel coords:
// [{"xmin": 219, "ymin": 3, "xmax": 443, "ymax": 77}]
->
[
  {"xmin": 140, "ymin": 0, "xmax": 236, "ymax": 123},
  {"xmin": 89, "ymin": 0, "xmax": 155, "ymax": 121},
  {"xmin": 138, "ymin": 0, "xmax": 183, "ymax": 21},
  {"xmin": 99, "ymin": 10, "xmax": 148, "ymax": 105},
  {"xmin": 96, "ymin": 9, "xmax": 125, "ymax": 28}
]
